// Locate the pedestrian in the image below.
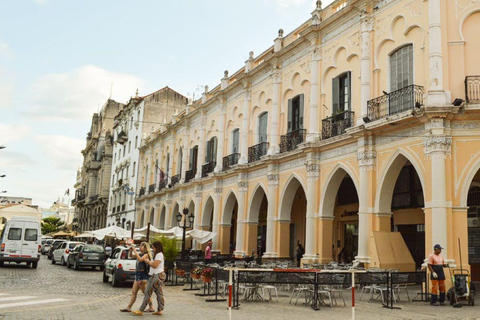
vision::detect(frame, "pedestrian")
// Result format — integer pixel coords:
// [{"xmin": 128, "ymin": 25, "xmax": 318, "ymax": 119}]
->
[
  {"xmin": 132, "ymin": 241, "xmax": 166, "ymax": 316},
  {"xmin": 105, "ymin": 243, "xmax": 112, "ymax": 257},
  {"xmin": 120, "ymin": 242, "xmax": 154, "ymax": 313},
  {"xmin": 428, "ymin": 244, "xmax": 448, "ymax": 306},
  {"xmin": 204, "ymin": 240, "xmax": 212, "ymax": 265},
  {"xmin": 296, "ymin": 243, "xmax": 304, "ymax": 267}
]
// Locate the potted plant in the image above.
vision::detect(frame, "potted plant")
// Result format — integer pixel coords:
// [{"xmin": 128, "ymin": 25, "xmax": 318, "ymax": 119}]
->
[
  {"xmin": 201, "ymin": 267, "xmax": 214, "ymax": 283},
  {"xmin": 191, "ymin": 267, "xmax": 202, "ymax": 280},
  {"xmin": 175, "ymin": 267, "xmax": 186, "ymax": 277}
]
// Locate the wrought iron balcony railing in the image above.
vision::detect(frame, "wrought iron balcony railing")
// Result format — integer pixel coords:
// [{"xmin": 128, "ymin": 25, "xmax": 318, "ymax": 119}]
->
[
  {"xmin": 170, "ymin": 174, "xmax": 180, "ymax": 187},
  {"xmin": 367, "ymin": 85, "xmax": 424, "ymax": 121},
  {"xmin": 185, "ymin": 169, "xmax": 196, "ymax": 183},
  {"xmin": 223, "ymin": 153, "xmax": 240, "ymax": 171},
  {"xmin": 148, "ymin": 183, "xmax": 155, "ymax": 193},
  {"xmin": 248, "ymin": 142, "xmax": 269, "ymax": 163},
  {"xmin": 466, "ymin": 76, "xmax": 480, "ymax": 104},
  {"xmin": 138, "ymin": 187, "xmax": 145, "ymax": 197},
  {"xmin": 280, "ymin": 129, "xmax": 306, "ymax": 153},
  {"xmin": 202, "ymin": 161, "xmax": 216, "ymax": 178},
  {"xmin": 158, "ymin": 179, "xmax": 167, "ymax": 191},
  {"xmin": 322, "ymin": 110, "xmax": 355, "ymax": 140}
]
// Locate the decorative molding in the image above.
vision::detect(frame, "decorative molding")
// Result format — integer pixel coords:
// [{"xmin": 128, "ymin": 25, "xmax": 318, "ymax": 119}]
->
[
  {"xmin": 361, "ymin": 16, "xmax": 374, "ymax": 33},
  {"xmin": 451, "ymin": 121, "xmax": 480, "ymax": 130},
  {"xmin": 357, "ymin": 151, "xmax": 377, "ymax": 167},
  {"xmin": 214, "ymin": 187, "xmax": 222, "ymax": 194},
  {"xmin": 423, "ymin": 136, "xmax": 452, "ymax": 155},
  {"xmin": 279, "ymin": 158, "xmax": 304, "ymax": 171},
  {"xmin": 165, "ymin": 199, "xmax": 172, "ymax": 206},
  {"xmin": 237, "ymin": 181, "xmax": 248, "ymax": 193},
  {"xmin": 248, "ymin": 168, "xmax": 268, "ymax": 179},
  {"xmin": 267, "ymin": 174, "xmax": 279, "ymax": 188},
  {"xmin": 306, "ymin": 162, "xmax": 319, "ymax": 181},
  {"xmin": 376, "ymin": 126, "xmax": 424, "ymax": 145},
  {"xmin": 319, "ymin": 143, "xmax": 357, "ymax": 160},
  {"xmin": 223, "ymin": 176, "xmax": 238, "ymax": 186}
]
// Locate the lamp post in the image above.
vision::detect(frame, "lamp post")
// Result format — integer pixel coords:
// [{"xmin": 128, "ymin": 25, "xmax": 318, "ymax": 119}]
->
[{"xmin": 176, "ymin": 208, "xmax": 194, "ymax": 261}]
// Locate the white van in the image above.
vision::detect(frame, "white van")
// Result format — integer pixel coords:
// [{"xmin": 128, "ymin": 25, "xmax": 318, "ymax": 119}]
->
[{"xmin": 0, "ymin": 216, "xmax": 41, "ymax": 268}]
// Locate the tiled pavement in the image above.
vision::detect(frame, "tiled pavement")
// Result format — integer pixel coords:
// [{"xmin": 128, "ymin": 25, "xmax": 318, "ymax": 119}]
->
[{"xmin": 0, "ymin": 257, "xmax": 479, "ymax": 320}]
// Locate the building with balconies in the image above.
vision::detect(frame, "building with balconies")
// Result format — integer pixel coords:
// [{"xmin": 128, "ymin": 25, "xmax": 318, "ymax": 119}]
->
[
  {"xmin": 134, "ymin": 0, "xmax": 480, "ymax": 281},
  {"xmin": 106, "ymin": 87, "xmax": 188, "ymax": 230},
  {"xmin": 73, "ymin": 99, "xmax": 123, "ymax": 232}
]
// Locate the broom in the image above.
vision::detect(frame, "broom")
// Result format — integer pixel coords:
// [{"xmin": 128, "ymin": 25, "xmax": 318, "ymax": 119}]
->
[{"xmin": 453, "ymin": 238, "xmax": 463, "ymax": 308}]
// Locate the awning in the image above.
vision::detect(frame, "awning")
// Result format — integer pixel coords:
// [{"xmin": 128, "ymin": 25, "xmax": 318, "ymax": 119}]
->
[
  {"xmin": 187, "ymin": 229, "xmax": 216, "ymax": 244},
  {"xmin": 91, "ymin": 225, "xmax": 131, "ymax": 240},
  {"xmin": 74, "ymin": 231, "xmax": 94, "ymax": 238},
  {"xmin": 52, "ymin": 231, "xmax": 76, "ymax": 237}
]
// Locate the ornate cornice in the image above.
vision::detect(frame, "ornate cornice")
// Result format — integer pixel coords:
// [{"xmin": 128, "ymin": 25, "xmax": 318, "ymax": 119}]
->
[
  {"xmin": 423, "ymin": 136, "xmax": 452, "ymax": 156},
  {"xmin": 267, "ymin": 174, "xmax": 279, "ymax": 187},
  {"xmin": 237, "ymin": 181, "xmax": 248, "ymax": 193},
  {"xmin": 357, "ymin": 151, "xmax": 377, "ymax": 167}
]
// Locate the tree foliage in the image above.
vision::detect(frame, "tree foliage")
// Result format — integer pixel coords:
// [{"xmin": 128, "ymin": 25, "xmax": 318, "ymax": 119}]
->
[
  {"xmin": 41, "ymin": 217, "xmax": 64, "ymax": 235},
  {"xmin": 149, "ymin": 235, "xmax": 179, "ymax": 261}
]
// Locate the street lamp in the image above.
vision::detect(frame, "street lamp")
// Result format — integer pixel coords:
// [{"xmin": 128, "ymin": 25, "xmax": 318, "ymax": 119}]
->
[
  {"xmin": 176, "ymin": 208, "xmax": 194, "ymax": 261},
  {"xmin": 0, "ymin": 175, "xmax": 5, "ymax": 178},
  {"xmin": 0, "ymin": 146, "xmax": 5, "ymax": 149}
]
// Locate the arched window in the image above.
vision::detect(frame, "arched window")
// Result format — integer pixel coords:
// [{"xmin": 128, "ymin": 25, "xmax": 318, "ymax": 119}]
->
[{"xmin": 258, "ymin": 112, "xmax": 268, "ymax": 143}]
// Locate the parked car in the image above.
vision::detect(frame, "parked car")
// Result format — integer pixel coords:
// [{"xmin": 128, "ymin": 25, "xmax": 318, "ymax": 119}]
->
[
  {"xmin": 47, "ymin": 240, "xmax": 66, "ymax": 260},
  {"xmin": 41, "ymin": 239, "xmax": 54, "ymax": 255},
  {"xmin": 52, "ymin": 241, "xmax": 83, "ymax": 266},
  {"xmin": 103, "ymin": 246, "xmax": 137, "ymax": 287},
  {"xmin": 0, "ymin": 216, "xmax": 41, "ymax": 268},
  {"xmin": 67, "ymin": 244, "xmax": 106, "ymax": 270}
]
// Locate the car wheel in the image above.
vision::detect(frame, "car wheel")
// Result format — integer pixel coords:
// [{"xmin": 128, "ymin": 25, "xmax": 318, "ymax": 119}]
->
[
  {"xmin": 111, "ymin": 269, "xmax": 120, "ymax": 287},
  {"xmin": 0, "ymin": 261, "xmax": 4, "ymax": 267},
  {"xmin": 61, "ymin": 257, "xmax": 66, "ymax": 266},
  {"xmin": 32, "ymin": 262, "xmax": 38, "ymax": 269},
  {"xmin": 103, "ymin": 270, "xmax": 109, "ymax": 283},
  {"xmin": 51, "ymin": 256, "xmax": 56, "ymax": 265},
  {"xmin": 91, "ymin": 266, "xmax": 96, "ymax": 270},
  {"xmin": 74, "ymin": 259, "xmax": 79, "ymax": 270}
]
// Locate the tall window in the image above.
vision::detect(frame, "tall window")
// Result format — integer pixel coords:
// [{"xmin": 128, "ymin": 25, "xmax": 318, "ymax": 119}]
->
[
  {"xmin": 190, "ymin": 145, "xmax": 199, "ymax": 171},
  {"xmin": 135, "ymin": 136, "xmax": 138, "ymax": 148},
  {"xmin": 390, "ymin": 45, "xmax": 413, "ymax": 91},
  {"xmin": 206, "ymin": 137, "xmax": 218, "ymax": 163},
  {"xmin": 132, "ymin": 162, "xmax": 136, "ymax": 177},
  {"xmin": 130, "ymin": 116, "xmax": 133, "ymax": 129},
  {"xmin": 145, "ymin": 165, "xmax": 149, "ymax": 187},
  {"xmin": 128, "ymin": 141, "xmax": 131, "ymax": 153},
  {"xmin": 332, "ymin": 72, "xmax": 351, "ymax": 113},
  {"xmin": 154, "ymin": 159, "xmax": 159, "ymax": 184},
  {"xmin": 166, "ymin": 154, "xmax": 170, "ymax": 177},
  {"xmin": 287, "ymin": 94, "xmax": 304, "ymax": 132},
  {"xmin": 123, "ymin": 145, "xmax": 126, "ymax": 157},
  {"xmin": 232, "ymin": 129, "xmax": 240, "ymax": 153},
  {"xmin": 178, "ymin": 148, "xmax": 183, "ymax": 174},
  {"xmin": 258, "ymin": 112, "xmax": 268, "ymax": 143}
]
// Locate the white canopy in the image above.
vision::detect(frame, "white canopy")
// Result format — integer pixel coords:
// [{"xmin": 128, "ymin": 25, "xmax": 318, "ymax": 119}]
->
[
  {"xmin": 134, "ymin": 225, "xmax": 163, "ymax": 233},
  {"xmin": 187, "ymin": 229, "xmax": 216, "ymax": 244},
  {"xmin": 91, "ymin": 225, "xmax": 131, "ymax": 240},
  {"xmin": 73, "ymin": 231, "xmax": 94, "ymax": 238},
  {"xmin": 132, "ymin": 226, "xmax": 215, "ymax": 244}
]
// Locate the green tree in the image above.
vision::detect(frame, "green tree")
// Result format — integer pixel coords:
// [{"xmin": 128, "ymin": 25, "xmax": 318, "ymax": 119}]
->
[
  {"xmin": 149, "ymin": 235, "xmax": 179, "ymax": 261},
  {"xmin": 41, "ymin": 217, "xmax": 64, "ymax": 235}
]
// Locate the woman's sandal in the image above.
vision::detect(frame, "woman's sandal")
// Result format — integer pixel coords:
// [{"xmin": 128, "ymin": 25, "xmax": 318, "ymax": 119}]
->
[
  {"xmin": 145, "ymin": 308, "xmax": 155, "ymax": 313},
  {"xmin": 119, "ymin": 308, "xmax": 131, "ymax": 312}
]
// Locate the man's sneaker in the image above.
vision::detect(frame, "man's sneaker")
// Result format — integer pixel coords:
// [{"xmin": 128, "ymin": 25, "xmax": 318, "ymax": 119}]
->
[
  {"xmin": 430, "ymin": 302, "xmax": 439, "ymax": 306},
  {"xmin": 440, "ymin": 302, "xmax": 446, "ymax": 306}
]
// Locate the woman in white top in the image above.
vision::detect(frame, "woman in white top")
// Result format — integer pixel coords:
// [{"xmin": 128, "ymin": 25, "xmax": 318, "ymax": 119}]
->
[{"xmin": 132, "ymin": 241, "xmax": 166, "ymax": 316}]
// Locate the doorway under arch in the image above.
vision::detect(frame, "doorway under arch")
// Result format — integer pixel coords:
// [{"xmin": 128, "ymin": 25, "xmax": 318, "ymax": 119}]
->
[
  {"xmin": 222, "ymin": 192, "xmax": 238, "ymax": 254},
  {"xmin": 247, "ymin": 185, "xmax": 268, "ymax": 257}
]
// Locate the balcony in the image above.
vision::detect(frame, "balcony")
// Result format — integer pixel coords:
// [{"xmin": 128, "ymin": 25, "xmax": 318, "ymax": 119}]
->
[
  {"xmin": 170, "ymin": 174, "xmax": 180, "ymax": 187},
  {"xmin": 148, "ymin": 183, "xmax": 155, "ymax": 193},
  {"xmin": 185, "ymin": 169, "xmax": 196, "ymax": 183},
  {"xmin": 202, "ymin": 161, "xmax": 216, "ymax": 178},
  {"xmin": 139, "ymin": 187, "xmax": 145, "ymax": 197},
  {"xmin": 223, "ymin": 153, "xmax": 240, "ymax": 171},
  {"xmin": 280, "ymin": 129, "xmax": 306, "ymax": 153},
  {"xmin": 322, "ymin": 110, "xmax": 355, "ymax": 140},
  {"xmin": 88, "ymin": 195, "xmax": 99, "ymax": 203},
  {"xmin": 76, "ymin": 194, "xmax": 85, "ymax": 202},
  {"xmin": 466, "ymin": 76, "xmax": 480, "ymax": 104},
  {"xmin": 158, "ymin": 179, "xmax": 167, "ymax": 191},
  {"xmin": 367, "ymin": 85, "xmax": 424, "ymax": 121},
  {"xmin": 248, "ymin": 142, "xmax": 269, "ymax": 163}
]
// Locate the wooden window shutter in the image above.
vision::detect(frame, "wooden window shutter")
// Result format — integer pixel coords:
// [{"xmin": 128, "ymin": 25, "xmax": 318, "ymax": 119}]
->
[
  {"xmin": 212, "ymin": 137, "xmax": 217, "ymax": 163},
  {"xmin": 299, "ymin": 94, "xmax": 304, "ymax": 129},
  {"xmin": 233, "ymin": 130, "xmax": 239, "ymax": 153},
  {"xmin": 346, "ymin": 71, "xmax": 351, "ymax": 111},
  {"xmin": 287, "ymin": 99, "xmax": 293, "ymax": 133},
  {"xmin": 205, "ymin": 140, "xmax": 211, "ymax": 162},
  {"xmin": 332, "ymin": 77, "xmax": 340, "ymax": 113},
  {"xmin": 189, "ymin": 148, "xmax": 194, "ymax": 170}
]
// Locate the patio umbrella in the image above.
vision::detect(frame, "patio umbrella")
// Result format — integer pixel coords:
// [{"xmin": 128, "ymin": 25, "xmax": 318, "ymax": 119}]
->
[
  {"xmin": 73, "ymin": 231, "xmax": 94, "ymax": 238},
  {"xmin": 91, "ymin": 225, "xmax": 130, "ymax": 240},
  {"xmin": 52, "ymin": 231, "xmax": 75, "ymax": 237}
]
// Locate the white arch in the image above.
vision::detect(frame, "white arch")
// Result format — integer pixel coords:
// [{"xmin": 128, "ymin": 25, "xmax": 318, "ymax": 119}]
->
[
  {"xmin": 159, "ymin": 205, "xmax": 166, "ymax": 230},
  {"xmin": 202, "ymin": 196, "xmax": 214, "ymax": 228},
  {"xmin": 375, "ymin": 149, "xmax": 426, "ymax": 214},
  {"xmin": 247, "ymin": 183, "xmax": 268, "ymax": 223},
  {"xmin": 171, "ymin": 203, "xmax": 180, "ymax": 228},
  {"xmin": 459, "ymin": 8, "xmax": 480, "ymax": 41},
  {"xmin": 319, "ymin": 163, "xmax": 360, "ymax": 218},
  {"xmin": 223, "ymin": 190, "xmax": 238, "ymax": 225},
  {"xmin": 279, "ymin": 174, "xmax": 307, "ymax": 221},
  {"xmin": 460, "ymin": 158, "xmax": 480, "ymax": 207}
]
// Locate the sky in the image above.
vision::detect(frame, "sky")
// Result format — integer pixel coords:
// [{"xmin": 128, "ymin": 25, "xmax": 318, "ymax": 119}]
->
[{"xmin": 0, "ymin": 0, "xmax": 335, "ymax": 208}]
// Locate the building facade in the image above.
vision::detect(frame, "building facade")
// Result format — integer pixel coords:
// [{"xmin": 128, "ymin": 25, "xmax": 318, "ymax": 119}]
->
[
  {"xmin": 72, "ymin": 99, "xmax": 123, "ymax": 232},
  {"xmin": 135, "ymin": 0, "xmax": 480, "ymax": 280},
  {"xmin": 106, "ymin": 88, "xmax": 188, "ymax": 230}
]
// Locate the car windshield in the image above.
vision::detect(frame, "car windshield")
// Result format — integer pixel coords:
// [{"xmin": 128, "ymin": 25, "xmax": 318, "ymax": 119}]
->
[{"xmin": 84, "ymin": 245, "xmax": 104, "ymax": 253}]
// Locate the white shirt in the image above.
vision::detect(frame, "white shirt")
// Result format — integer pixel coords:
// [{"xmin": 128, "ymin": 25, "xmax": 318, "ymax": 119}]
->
[{"xmin": 149, "ymin": 252, "xmax": 164, "ymax": 275}]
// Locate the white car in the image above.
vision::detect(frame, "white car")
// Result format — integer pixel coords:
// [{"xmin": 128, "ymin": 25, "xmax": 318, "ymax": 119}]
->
[
  {"xmin": 103, "ymin": 246, "xmax": 137, "ymax": 287},
  {"xmin": 52, "ymin": 241, "xmax": 83, "ymax": 266},
  {"xmin": 0, "ymin": 217, "xmax": 41, "ymax": 268}
]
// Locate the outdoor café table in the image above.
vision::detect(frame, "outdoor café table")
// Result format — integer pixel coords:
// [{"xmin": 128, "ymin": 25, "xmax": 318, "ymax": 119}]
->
[{"xmin": 232, "ymin": 268, "xmax": 274, "ymax": 302}]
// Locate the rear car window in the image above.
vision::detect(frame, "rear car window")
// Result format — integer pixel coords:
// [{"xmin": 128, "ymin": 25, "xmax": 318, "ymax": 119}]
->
[
  {"xmin": 8, "ymin": 228, "xmax": 22, "ymax": 240},
  {"xmin": 69, "ymin": 243, "xmax": 80, "ymax": 249},
  {"xmin": 25, "ymin": 229, "xmax": 38, "ymax": 241},
  {"xmin": 84, "ymin": 245, "xmax": 104, "ymax": 253}
]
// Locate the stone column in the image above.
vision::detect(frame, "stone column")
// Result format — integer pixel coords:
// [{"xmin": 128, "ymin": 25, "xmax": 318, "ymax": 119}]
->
[
  {"xmin": 427, "ymin": 0, "xmax": 447, "ymax": 106},
  {"xmin": 263, "ymin": 172, "xmax": 279, "ymax": 258},
  {"xmin": 211, "ymin": 187, "xmax": 222, "ymax": 251},
  {"xmin": 356, "ymin": 149, "xmax": 376, "ymax": 263},
  {"xmin": 196, "ymin": 113, "xmax": 206, "ymax": 179},
  {"xmin": 164, "ymin": 199, "xmax": 172, "ymax": 229},
  {"xmin": 359, "ymin": 16, "xmax": 373, "ymax": 124},
  {"xmin": 268, "ymin": 69, "xmax": 281, "ymax": 154},
  {"xmin": 307, "ymin": 48, "xmax": 321, "ymax": 141},
  {"xmin": 215, "ymin": 101, "xmax": 227, "ymax": 173},
  {"xmin": 234, "ymin": 179, "xmax": 248, "ymax": 257},
  {"xmin": 303, "ymin": 156, "xmax": 319, "ymax": 261},
  {"xmin": 424, "ymin": 119, "xmax": 451, "ymax": 258},
  {"xmin": 239, "ymin": 89, "xmax": 251, "ymax": 164}
]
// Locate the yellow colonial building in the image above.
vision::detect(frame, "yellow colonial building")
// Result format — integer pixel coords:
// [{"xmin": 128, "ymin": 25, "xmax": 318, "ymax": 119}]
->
[{"xmin": 134, "ymin": 0, "xmax": 480, "ymax": 280}]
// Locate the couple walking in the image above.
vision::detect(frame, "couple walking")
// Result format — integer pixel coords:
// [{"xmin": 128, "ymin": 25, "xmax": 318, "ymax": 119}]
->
[{"xmin": 120, "ymin": 241, "xmax": 166, "ymax": 316}]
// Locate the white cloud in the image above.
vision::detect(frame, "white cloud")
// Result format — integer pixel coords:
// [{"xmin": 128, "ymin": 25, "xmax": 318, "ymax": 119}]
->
[
  {"xmin": 0, "ymin": 151, "xmax": 35, "ymax": 170},
  {"xmin": 275, "ymin": 0, "xmax": 308, "ymax": 7},
  {"xmin": 0, "ymin": 123, "xmax": 30, "ymax": 144},
  {"xmin": 26, "ymin": 65, "xmax": 145, "ymax": 121},
  {"xmin": 34, "ymin": 135, "xmax": 84, "ymax": 171}
]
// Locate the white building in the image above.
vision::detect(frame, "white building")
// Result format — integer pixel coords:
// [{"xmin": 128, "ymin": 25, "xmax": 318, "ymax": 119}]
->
[{"xmin": 106, "ymin": 87, "xmax": 188, "ymax": 229}]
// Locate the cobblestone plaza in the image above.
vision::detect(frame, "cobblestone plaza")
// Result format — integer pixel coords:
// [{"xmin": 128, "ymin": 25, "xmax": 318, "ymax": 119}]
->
[{"xmin": 0, "ymin": 258, "xmax": 478, "ymax": 320}]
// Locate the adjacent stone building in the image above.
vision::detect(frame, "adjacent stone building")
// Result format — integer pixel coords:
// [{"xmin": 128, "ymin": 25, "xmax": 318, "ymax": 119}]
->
[{"xmin": 72, "ymin": 99, "xmax": 123, "ymax": 232}]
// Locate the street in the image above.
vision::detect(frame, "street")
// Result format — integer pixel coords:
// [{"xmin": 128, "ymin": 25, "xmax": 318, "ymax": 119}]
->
[{"xmin": 0, "ymin": 257, "xmax": 479, "ymax": 320}]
